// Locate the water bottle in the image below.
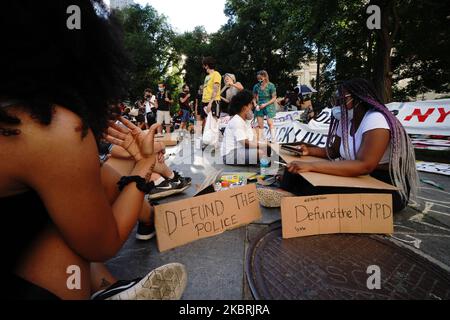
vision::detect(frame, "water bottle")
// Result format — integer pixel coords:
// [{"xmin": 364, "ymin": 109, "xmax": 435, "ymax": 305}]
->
[{"xmin": 260, "ymin": 157, "xmax": 270, "ymax": 176}]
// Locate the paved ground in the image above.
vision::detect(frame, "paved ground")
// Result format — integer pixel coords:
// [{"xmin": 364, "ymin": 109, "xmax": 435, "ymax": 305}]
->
[{"xmin": 106, "ymin": 137, "xmax": 450, "ymax": 300}]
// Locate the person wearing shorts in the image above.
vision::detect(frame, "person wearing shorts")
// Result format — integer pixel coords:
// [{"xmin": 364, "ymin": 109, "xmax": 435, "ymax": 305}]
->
[
  {"xmin": 201, "ymin": 57, "xmax": 222, "ymax": 121},
  {"xmin": 253, "ymin": 70, "xmax": 277, "ymax": 142},
  {"xmin": 179, "ymin": 84, "xmax": 192, "ymax": 131},
  {"xmin": 155, "ymin": 82, "xmax": 173, "ymax": 134}
]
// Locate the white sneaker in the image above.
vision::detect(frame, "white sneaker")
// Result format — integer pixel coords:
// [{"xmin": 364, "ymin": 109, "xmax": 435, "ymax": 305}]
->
[{"xmin": 91, "ymin": 263, "xmax": 188, "ymax": 300}]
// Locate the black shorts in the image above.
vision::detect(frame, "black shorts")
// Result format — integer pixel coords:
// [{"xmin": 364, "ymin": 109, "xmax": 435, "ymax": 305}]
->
[{"xmin": 200, "ymin": 101, "xmax": 221, "ymax": 119}]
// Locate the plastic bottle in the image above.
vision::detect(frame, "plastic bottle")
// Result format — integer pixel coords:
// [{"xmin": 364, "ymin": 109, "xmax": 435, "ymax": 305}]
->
[{"xmin": 260, "ymin": 157, "xmax": 270, "ymax": 177}]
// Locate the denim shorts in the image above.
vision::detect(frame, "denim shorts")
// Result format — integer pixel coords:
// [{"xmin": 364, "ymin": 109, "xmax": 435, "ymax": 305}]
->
[{"xmin": 181, "ymin": 109, "xmax": 190, "ymax": 122}]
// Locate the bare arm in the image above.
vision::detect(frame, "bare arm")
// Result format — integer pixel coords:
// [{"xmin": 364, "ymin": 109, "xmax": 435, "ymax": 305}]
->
[
  {"xmin": 22, "ymin": 109, "xmax": 158, "ymax": 262},
  {"xmin": 288, "ymin": 129, "xmax": 390, "ymax": 177},
  {"xmin": 298, "ymin": 136, "xmax": 341, "ymax": 159},
  {"xmin": 209, "ymin": 83, "xmax": 220, "ymax": 103},
  {"xmin": 180, "ymin": 94, "xmax": 190, "ymax": 104},
  {"xmin": 261, "ymin": 92, "xmax": 277, "ymax": 109},
  {"xmin": 233, "ymin": 82, "xmax": 244, "ymax": 91}
]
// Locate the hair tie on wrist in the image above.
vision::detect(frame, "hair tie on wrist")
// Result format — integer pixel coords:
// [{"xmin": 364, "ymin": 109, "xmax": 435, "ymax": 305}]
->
[{"xmin": 117, "ymin": 176, "xmax": 155, "ymax": 193}]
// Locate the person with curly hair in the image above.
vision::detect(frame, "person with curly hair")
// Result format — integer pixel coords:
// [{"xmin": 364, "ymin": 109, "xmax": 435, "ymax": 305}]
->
[{"xmin": 0, "ymin": 0, "xmax": 187, "ymax": 300}]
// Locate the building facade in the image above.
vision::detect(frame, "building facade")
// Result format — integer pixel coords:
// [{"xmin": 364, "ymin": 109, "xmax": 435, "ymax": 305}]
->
[{"xmin": 293, "ymin": 61, "xmax": 319, "ymax": 87}]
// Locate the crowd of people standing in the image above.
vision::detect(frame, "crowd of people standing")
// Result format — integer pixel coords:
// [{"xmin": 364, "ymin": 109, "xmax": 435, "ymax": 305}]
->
[{"xmin": 0, "ymin": 1, "xmax": 419, "ymax": 301}]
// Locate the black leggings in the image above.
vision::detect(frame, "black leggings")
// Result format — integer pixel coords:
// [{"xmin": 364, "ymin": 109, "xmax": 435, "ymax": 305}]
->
[{"xmin": 280, "ymin": 169, "xmax": 408, "ymax": 213}]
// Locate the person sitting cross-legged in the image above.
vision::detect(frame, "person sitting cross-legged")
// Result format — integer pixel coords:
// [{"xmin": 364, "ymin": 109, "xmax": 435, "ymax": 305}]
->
[{"xmin": 221, "ymin": 90, "xmax": 271, "ymax": 166}]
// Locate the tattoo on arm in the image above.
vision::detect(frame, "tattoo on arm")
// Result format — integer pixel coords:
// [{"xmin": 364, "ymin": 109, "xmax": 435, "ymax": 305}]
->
[{"xmin": 144, "ymin": 162, "xmax": 155, "ymax": 183}]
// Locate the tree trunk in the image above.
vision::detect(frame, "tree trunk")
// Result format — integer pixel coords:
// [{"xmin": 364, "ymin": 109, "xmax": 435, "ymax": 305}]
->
[
  {"xmin": 316, "ymin": 42, "xmax": 321, "ymax": 98},
  {"xmin": 367, "ymin": 32, "xmax": 374, "ymax": 79},
  {"xmin": 372, "ymin": 0, "xmax": 398, "ymax": 103}
]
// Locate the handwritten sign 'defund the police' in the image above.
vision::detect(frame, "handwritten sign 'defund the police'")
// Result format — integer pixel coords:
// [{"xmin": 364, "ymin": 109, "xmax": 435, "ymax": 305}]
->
[
  {"xmin": 154, "ymin": 184, "xmax": 261, "ymax": 252},
  {"xmin": 281, "ymin": 193, "xmax": 393, "ymax": 239}
]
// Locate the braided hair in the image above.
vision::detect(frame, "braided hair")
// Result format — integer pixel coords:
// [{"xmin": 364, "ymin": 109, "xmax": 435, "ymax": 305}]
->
[{"xmin": 326, "ymin": 78, "xmax": 418, "ymax": 202}]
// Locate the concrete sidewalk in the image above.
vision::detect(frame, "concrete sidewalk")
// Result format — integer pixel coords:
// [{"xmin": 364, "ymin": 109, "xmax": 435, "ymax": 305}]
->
[{"xmin": 106, "ymin": 140, "xmax": 450, "ymax": 299}]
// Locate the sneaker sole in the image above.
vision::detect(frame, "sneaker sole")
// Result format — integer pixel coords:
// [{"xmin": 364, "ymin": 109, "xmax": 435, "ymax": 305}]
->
[
  {"xmin": 106, "ymin": 263, "xmax": 188, "ymax": 300},
  {"xmin": 136, "ymin": 231, "xmax": 156, "ymax": 241},
  {"xmin": 257, "ymin": 188, "xmax": 295, "ymax": 208},
  {"xmin": 148, "ymin": 184, "xmax": 190, "ymax": 200}
]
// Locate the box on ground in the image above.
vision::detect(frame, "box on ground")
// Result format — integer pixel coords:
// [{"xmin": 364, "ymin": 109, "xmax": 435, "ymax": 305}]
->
[{"xmin": 272, "ymin": 143, "xmax": 396, "ymax": 238}]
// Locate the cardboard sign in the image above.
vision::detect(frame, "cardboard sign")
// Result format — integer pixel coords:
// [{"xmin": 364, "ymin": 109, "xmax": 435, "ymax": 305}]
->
[
  {"xmin": 300, "ymin": 172, "xmax": 398, "ymax": 190},
  {"xmin": 193, "ymin": 168, "xmax": 224, "ymax": 196},
  {"xmin": 281, "ymin": 193, "xmax": 393, "ymax": 239},
  {"xmin": 154, "ymin": 184, "xmax": 261, "ymax": 252},
  {"xmin": 271, "ymin": 144, "xmax": 398, "ymax": 191}
]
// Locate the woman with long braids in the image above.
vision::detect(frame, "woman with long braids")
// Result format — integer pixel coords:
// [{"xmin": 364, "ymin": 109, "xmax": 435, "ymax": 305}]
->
[
  {"xmin": 281, "ymin": 78, "xmax": 418, "ymax": 213},
  {"xmin": 0, "ymin": 1, "xmax": 187, "ymax": 300}
]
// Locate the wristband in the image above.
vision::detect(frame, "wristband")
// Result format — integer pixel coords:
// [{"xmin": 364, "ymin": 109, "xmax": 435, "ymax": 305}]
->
[{"xmin": 118, "ymin": 176, "xmax": 155, "ymax": 193}]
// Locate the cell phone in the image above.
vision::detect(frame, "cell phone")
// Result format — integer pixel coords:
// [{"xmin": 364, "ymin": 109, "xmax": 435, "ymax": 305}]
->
[{"xmin": 281, "ymin": 145, "xmax": 303, "ymax": 156}]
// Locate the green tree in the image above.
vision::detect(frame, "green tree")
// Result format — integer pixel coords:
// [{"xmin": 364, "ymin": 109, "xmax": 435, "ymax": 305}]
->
[
  {"xmin": 173, "ymin": 26, "xmax": 211, "ymax": 93},
  {"xmin": 114, "ymin": 4, "xmax": 180, "ymax": 100},
  {"xmin": 211, "ymin": 0, "xmax": 309, "ymax": 93}
]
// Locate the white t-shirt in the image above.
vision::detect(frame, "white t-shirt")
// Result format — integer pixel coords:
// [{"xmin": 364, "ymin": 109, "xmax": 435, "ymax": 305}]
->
[
  {"xmin": 336, "ymin": 110, "xmax": 391, "ymax": 164},
  {"xmin": 221, "ymin": 115, "xmax": 254, "ymax": 156},
  {"xmin": 144, "ymin": 96, "xmax": 156, "ymax": 114}
]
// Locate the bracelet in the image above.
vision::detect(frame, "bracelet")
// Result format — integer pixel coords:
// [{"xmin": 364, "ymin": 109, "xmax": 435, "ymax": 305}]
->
[{"xmin": 117, "ymin": 176, "xmax": 155, "ymax": 193}]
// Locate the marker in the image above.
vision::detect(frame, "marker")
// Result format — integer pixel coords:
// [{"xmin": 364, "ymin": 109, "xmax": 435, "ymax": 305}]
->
[{"xmin": 274, "ymin": 161, "xmax": 287, "ymax": 167}]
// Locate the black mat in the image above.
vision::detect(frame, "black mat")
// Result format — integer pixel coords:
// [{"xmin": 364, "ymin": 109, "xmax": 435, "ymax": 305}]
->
[{"xmin": 246, "ymin": 224, "xmax": 450, "ymax": 300}]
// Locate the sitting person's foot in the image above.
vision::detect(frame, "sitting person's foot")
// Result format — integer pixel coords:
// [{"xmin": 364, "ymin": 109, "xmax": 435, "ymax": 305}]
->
[
  {"xmin": 136, "ymin": 221, "xmax": 156, "ymax": 241},
  {"xmin": 147, "ymin": 171, "xmax": 191, "ymax": 200},
  {"xmin": 173, "ymin": 171, "xmax": 192, "ymax": 186},
  {"xmin": 91, "ymin": 263, "xmax": 188, "ymax": 300}
]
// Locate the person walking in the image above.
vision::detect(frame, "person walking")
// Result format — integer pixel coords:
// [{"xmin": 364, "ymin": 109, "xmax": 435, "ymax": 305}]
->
[{"xmin": 253, "ymin": 70, "xmax": 277, "ymax": 142}]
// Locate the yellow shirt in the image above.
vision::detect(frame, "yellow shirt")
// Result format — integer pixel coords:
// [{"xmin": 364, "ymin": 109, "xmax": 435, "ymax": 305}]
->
[{"xmin": 202, "ymin": 71, "xmax": 222, "ymax": 102}]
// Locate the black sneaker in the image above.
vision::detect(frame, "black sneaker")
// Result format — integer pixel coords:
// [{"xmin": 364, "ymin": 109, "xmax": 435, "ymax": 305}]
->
[
  {"xmin": 147, "ymin": 179, "xmax": 190, "ymax": 200},
  {"xmin": 147, "ymin": 173, "xmax": 191, "ymax": 200},
  {"xmin": 171, "ymin": 171, "xmax": 192, "ymax": 188},
  {"xmin": 136, "ymin": 222, "xmax": 156, "ymax": 241},
  {"xmin": 91, "ymin": 263, "xmax": 188, "ymax": 300}
]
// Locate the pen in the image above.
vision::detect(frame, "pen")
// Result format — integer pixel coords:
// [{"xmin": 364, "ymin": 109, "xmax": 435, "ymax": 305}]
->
[{"xmin": 274, "ymin": 161, "xmax": 287, "ymax": 167}]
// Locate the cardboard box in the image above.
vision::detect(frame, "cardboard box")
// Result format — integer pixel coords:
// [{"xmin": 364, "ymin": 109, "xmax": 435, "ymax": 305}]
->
[
  {"xmin": 154, "ymin": 184, "xmax": 261, "ymax": 252},
  {"xmin": 281, "ymin": 193, "xmax": 394, "ymax": 239},
  {"xmin": 271, "ymin": 143, "xmax": 398, "ymax": 190},
  {"xmin": 271, "ymin": 143, "xmax": 396, "ymax": 238}
]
